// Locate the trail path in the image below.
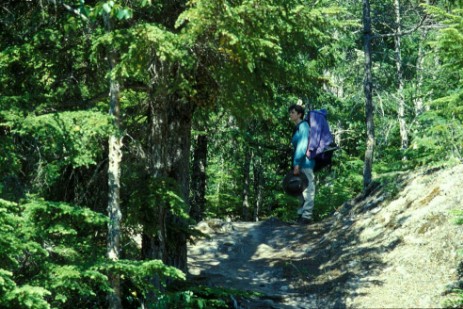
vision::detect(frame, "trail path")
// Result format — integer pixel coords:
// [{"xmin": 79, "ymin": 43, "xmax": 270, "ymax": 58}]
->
[{"xmin": 188, "ymin": 165, "xmax": 463, "ymax": 308}]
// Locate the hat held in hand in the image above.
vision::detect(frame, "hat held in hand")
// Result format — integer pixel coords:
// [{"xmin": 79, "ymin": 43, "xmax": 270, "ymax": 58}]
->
[{"xmin": 282, "ymin": 170, "xmax": 308, "ymax": 196}]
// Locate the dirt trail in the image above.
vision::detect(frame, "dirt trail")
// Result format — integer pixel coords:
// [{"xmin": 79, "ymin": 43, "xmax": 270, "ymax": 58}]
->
[{"xmin": 188, "ymin": 165, "xmax": 463, "ymax": 308}]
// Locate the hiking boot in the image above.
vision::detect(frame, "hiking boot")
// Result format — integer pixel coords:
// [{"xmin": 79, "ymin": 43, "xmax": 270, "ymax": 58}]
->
[{"xmin": 297, "ymin": 217, "xmax": 313, "ymax": 225}]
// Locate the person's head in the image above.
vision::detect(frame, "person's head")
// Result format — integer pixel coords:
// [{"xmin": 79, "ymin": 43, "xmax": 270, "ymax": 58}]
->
[{"xmin": 288, "ymin": 104, "xmax": 304, "ymax": 123}]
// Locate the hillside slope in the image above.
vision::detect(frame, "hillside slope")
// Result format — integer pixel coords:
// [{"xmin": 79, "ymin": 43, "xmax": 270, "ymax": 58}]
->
[{"xmin": 188, "ymin": 164, "xmax": 463, "ymax": 308}]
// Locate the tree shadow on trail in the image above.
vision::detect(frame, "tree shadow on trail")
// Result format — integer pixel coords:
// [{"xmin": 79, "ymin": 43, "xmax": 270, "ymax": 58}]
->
[
  {"xmin": 283, "ymin": 220, "xmax": 397, "ymax": 308},
  {"xmin": 284, "ymin": 183, "xmax": 402, "ymax": 308},
  {"xmin": 188, "ymin": 183, "xmax": 402, "ymax": 308}
]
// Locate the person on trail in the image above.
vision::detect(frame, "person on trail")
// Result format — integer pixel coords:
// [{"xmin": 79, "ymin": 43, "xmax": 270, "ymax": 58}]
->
[{"xmin": 288, "ymin": 104, "xmax": 315, "ymax": 224}]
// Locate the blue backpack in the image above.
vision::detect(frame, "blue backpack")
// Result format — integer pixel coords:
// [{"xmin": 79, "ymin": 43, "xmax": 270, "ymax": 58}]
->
[{"xmin": 304, "ymin": 109, "xmax": 338, "ymax": 172}]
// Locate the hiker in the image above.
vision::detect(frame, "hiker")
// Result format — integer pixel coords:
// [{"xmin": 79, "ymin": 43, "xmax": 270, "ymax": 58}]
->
[{"xmin": 288, "ymin": 104, "xmax": 315, "ymax": 224}]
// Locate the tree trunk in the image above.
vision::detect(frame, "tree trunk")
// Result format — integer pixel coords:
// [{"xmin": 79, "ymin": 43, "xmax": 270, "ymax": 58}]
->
[
  {"xmin": 141, "ymin": 97, "xmax": 168, "ymax": 279},
  {"xmin": 253, "ymin": 155, "xmax": 263, "ymax": 222},
  {"xmin": 107, "ymin": 135, "xmax": 123, "ymax": 309},
  {"xmin": 190, "ymin": 133, "xmax": 208, "ymax": 222},
  {"xmin": 414, "ymin": 29, "xmax": 427, "ymax": 116},
  {"xmin": 335, "ymin": 120, "xmax": 342, "ymax": 148},
  {"xmin": 363, "ymin": 0, "xmax": 375, "ymax": 189},
  {"xmin": 163, "ymin": 99, "xmax": 192, "ymax": 272},
  {"xmin": 142, "ymin": 94, "xmax": 192, "ymax": 273},
  {"xmin": 394, "ymin": 0, "xmax": 409, "ymax": 151},
  {"xmin": 104, "ymin": 12, "xmax": 123, "ymax": 309},
  {"xmin": 242, "ymin": 147, "xmax": 252, "ymax": 221}
]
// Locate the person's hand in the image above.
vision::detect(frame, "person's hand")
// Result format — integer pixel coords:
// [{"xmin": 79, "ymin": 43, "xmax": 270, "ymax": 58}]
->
[{"xmin": 293, "ymin": 165, "xmax": 300, "ymax": 175}]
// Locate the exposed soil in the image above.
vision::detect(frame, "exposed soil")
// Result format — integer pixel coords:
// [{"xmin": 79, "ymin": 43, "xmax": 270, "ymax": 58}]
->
[{"xmin": 188, "ymin": 164, "xmax": 463, "ymax": 308}]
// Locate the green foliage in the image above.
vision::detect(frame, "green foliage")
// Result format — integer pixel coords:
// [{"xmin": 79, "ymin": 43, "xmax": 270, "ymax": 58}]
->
[
  {"xmin": 205, "ymin": 156, "xmax": 243, "ymax": 218},
  {"xmin": 425, "ymin": 6, "xmax": 463, "ymax": 70},
  {"xmin": 101, "ymin": 259, "xmax": 186, "ymax": 306},
  {"xmin": 91, "ymin": 22, "xmax": 193, "ymax": 87},
  {"xmin": 175, "ymin": 0, "xmax": 347, "ymax": 117},
  {"xmin": 126, "ymin": 175, "xmax": 196, "ymax": 245},
  {"xmin": 0, "ymin": 197, "xmax": 107, "ymax": 308},
  {"xmin": 442, "ymin": 291, "xmax": 463, "ymax": 309},
  {"xmin": 453, "ymin": 209, "xmax": 463, "ymax": 225},
  {"xmin": 5, "ymin": 111, "xmax": 112, "ymax": 196},
  {"xmin": 22, "ymin": 199, "xmax": 109, "ymax": 308},
  {"xmin": 0, "ymin": 197, "xmax": 195, "ymax": 308},
  {"xmin": 442, "ymin": 209, "xmax": 463, "ymax": 308},
  {"xmin": 315, "ymin": 154, "xmax": 364, "ymax": 220},
  {"xmin": 157, "ymin": 285, "xmax": 261, "ymax": 309},
  {"xmin": 155, "ymin": 289, "xmax": 228, "ymax": 309},
  {"xmin": 401, "ymin": 5, "xmax": 463, "ymax": 170},
  {"xmin": 269, "ymin": 193, "xmax": 301, "ymax": 222},
  {"xmin": 0, "ymin": 199, "xmax": 50, "ymax": 309},
  {"xmin": 407, "ymin": 109, "xmax": 463, "ymax": 167},
  {"xmin": 3, "ymin": 285, "xmax": 51, "ymax": 309},
  {"xmin": 0, "ymin": 2, "xmax": 104, "ymax": 116},
  {"xmin": 24, "ymin": 198, "xmax": 108, "ymax": 251},
  {"xmin": 17, "ymin": 111, "xmax": 112, "ymax": 168}
]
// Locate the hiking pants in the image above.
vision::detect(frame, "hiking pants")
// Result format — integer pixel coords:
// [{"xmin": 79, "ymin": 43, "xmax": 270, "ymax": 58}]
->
[{"xmin": 298, "ymin": 167, "xmax": 315, "ymax": 219}]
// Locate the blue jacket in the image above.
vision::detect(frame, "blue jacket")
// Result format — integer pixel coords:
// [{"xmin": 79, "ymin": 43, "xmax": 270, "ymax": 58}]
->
[{"xmin": 291, "ymin": 121, "xmax": 315, "ymax": 169}]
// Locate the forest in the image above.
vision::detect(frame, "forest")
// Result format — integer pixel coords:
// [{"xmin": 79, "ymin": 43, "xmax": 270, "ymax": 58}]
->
[{"xmin": 0, "ymin": 0, "xmax": 462, "ymax": 308}]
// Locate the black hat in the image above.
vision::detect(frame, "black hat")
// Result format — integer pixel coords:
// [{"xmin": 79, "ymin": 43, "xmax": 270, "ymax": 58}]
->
[{"xmin": 282, "ymin": 171, "xmax": 308, "ymax": 196}]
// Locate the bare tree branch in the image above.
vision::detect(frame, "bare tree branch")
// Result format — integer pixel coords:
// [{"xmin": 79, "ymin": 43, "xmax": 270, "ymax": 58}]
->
[
  {"xmin": 373, "ymin": 14, "xmax": 428, "ymax": 39},
  {"xmin": 46, "ymin": 0, "xmax": 88, "ymax": 21}
]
